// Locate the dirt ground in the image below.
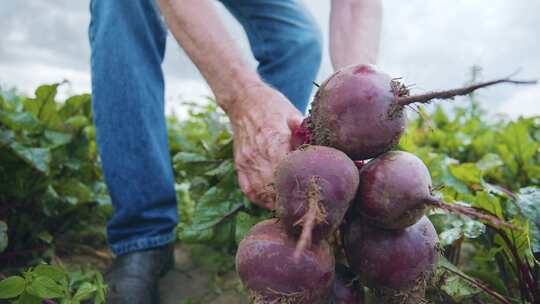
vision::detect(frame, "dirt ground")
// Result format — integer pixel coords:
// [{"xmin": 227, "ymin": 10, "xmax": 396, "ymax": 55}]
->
[
  {"xmin": 64, "ymin": 243, "xmax": 247, "ymax": 304},
  {"xmin": 159, "ymin": 244, "xmax": 248, "ymax": 304}
]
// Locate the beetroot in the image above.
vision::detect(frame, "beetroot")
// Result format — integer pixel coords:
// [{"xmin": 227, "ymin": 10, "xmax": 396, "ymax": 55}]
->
[
  {"xmin": 355, "ymin": 151, "xmax": 432, "ymax": 229},
  {"xmin": 236, "ymin": 219, "xmax": 334, "ymax": 304},
  {"xmin": 354, "ymin": 150, "xmax": 513, "ymax": 230},
  {"xmin": 310, "ymin": 64, "xmax": 406, "ymax": 160},
  {"xmin": 235, "ymin": 65, "xmax": 534, "ymax": 304},
  {"xmin": 309, "ymin": 64, "xmax": 536, "ymax": 160},
  {"xmin": 274, "ymin": 145, "xmax": 359, "ymax": 257},
  {"xmin": 344, "ymin": 216, "xmax": 439, "ymax": 291}
]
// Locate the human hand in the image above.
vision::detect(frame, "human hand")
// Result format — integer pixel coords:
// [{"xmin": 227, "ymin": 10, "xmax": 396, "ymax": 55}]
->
[{"xmin": 227, "ymin": 85, "xmax": 303, "ymax": 210}]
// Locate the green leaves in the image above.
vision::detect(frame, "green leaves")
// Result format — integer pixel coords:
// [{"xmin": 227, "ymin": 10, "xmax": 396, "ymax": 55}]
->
[
  {"xmin": 476, "ymin": 153, "xmax": 503, "ymax": 172},
  {"xmin": 0, "ymin": 111, "xmax": 39, "ymax": 132},
  {"xmin": 59, "ymin": 94, "xmax": 92, "ymax": 119},
  {"xmin": 65, "ymin": 115, "xmax": 89, "ymax": 130},
  {"xmin": 0, "ymin": 265, "xmax": 106, "ymax": 303},
  {"xmin": 498, "ymin": 120, "xmax": 538, "ymax": 165},
  {"xmin": 44, "ymin": 130, "xmax": 72, "ymax": 148},
  {"xmin": 432, "ymin": 213, "xmax": 485, "ymax": 246},
  {"xmin": 53, "ymin": 179, "xmax": 94, "ymax": 205},
  {"xmin": 433, "ymin": 257, "xmax": 481, "ymax": 301},
  {"xmin": 33, "ymin": 265, "xmax": 65, "ymax": 281},
  {"xmin": 0, "ymin": 276, "xmax": 26, "ymax": 299},
  {"xmin": 28, "ymin": 276, "xmax": 66, "ymax": 299},
  {"xmin": 30, "ymin": 84, "xmax": 63, "ymax": 130},
  {"xmin": 9, "ymin": 143, "xmax": 51, "ymax": 175},
  {"xmin": 449, "ymin": 162, "xmax": 483, "ymax": 185},
  {"xmin": 400, "ymin": 102, "xmax": 540, "ymax": 303},
  {"xmin": 72, "ymin": 282, "xmax": 97, "ymax": 302},
  {"xmin": 496, "ymin": 119, "xmax": 540, "ymax": 187},
  {"xmin": 0, "ymin": 84, "xmax": 110, "ymax": 262},
  {"xmin": 517, "ymin": 187, "xmax": 540, "ymax": 254}
]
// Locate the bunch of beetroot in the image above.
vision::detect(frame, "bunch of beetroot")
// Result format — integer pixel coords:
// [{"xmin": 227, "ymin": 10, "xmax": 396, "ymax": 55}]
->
[{"xmin": 236, "ymin": 64, "xmax": 535, "ymax": 304}]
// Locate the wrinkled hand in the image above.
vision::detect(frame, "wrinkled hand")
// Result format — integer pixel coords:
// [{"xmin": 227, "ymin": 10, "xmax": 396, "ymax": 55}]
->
[{"xmin": 227, "ymin": 85, "xmax": 303, "ymax": 210}]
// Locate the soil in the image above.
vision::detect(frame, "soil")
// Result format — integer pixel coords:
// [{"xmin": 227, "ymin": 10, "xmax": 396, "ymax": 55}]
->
[
  {"xmin": 61, "ymin": 243, "xmax": 248, "ymax": 304},
  {"xmin": 159, "ymin": 243, "xmax": 248, "ymax": 304}
]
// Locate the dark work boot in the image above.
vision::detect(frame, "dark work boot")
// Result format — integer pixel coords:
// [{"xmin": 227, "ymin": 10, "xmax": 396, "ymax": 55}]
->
[{"xmin": 104, "ymin": 243, "xmax": 175, "ymax": 304}]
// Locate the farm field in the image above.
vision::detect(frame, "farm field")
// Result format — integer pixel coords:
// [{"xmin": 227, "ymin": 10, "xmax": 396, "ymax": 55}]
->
[{"xmin": 0, "ymin": 82, "xmax": 539, "ymax": 303}]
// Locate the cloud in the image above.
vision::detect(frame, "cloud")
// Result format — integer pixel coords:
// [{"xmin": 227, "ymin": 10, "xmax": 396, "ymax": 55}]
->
[
  {"xmin": 163, "ymin": 78, "xmax": 213, "ymax": 118},
  {"xmin": 498, "ymin": 85, "xmax": 540, "ymax": 118},
  {"xmin": 378, "ymin": 0, "xmax": 540, "ymax": 105},
  {"xmin": 0, "ymin": 0, "xmax": 539, "ymax": 117},
  {"xmin": 0, "ymin": 0, "xmax": 90, "ymax": 70}
]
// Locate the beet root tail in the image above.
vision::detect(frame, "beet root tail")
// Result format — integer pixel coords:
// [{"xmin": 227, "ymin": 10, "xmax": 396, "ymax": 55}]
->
[
  {"xmin": 293, "ymin": 177, "xmax": 325, "ymax": 261},
  {"xmin": 396, "ymin": 76, "xmax": 537, "ymax": 106},
  {"xmin": 425, "ymin": 197, "xmax": 516, "ymax": 230}
]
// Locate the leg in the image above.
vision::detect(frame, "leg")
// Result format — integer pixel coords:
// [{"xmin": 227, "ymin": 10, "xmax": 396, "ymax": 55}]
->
[
  {"xmin": 219, "ymin": 0, "xmax": 323, "ymax": 114},
  {"xmin": 89, "ymin": 0, "xmax": 177, "ymax": 257}
]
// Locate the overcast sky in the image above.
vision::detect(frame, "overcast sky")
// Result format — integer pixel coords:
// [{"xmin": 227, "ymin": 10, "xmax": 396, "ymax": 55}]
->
[{"xmin": 1, "ymin": 0, "xmax": 539, "ymax": 118}]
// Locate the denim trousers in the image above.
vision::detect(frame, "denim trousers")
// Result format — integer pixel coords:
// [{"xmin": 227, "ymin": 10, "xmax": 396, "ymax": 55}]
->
[{"xmin": 88, "ymin": 0, "xmax": 322, "ymax": 256}]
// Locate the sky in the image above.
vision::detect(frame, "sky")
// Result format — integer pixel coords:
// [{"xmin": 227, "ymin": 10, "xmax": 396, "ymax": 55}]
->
[{"xmin": 1, "ymin": 0, "xmax": 539, "ymax": 118}]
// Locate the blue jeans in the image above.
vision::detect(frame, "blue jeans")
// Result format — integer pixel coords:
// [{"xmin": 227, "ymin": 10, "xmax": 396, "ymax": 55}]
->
[{"xmin": 89, "ymin": 0, "xmax": 322, "ymax": 256}]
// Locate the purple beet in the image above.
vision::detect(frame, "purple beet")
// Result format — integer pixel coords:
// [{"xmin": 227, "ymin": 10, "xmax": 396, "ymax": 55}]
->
[
  {"xmin": 309, "ymin": 64, "xmax": 406, "ymax": 160},
  {"xmin": 274, "ymin": 145, "xmax": 359, "ymax": 257},
  {"xmin": 308, "ymin": 64, "xmax": 536, "ymax": 160},
  {"xmin": 344, "ymin": 216, "xmax": 439, "ymax": 291},
  {"xmin": 353, "ymin": 150, "xmax": 512, "ymax": 230},
  {"xmin": 236, "ymin": 219, "xmax": 335, "ymax": 304},
  {"xmin": 355, "ymin": 151, "xmax": 432, "ymax": 229}
]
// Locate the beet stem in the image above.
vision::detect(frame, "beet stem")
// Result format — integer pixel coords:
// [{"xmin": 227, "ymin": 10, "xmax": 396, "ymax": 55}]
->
[
  {"xmin": 397, "ymin": 78, "xmax": 537, "ymax": 106},
  {"xmin": 293, "ymin": 177, "xmax": 324, "ymax": 261},
  {"xmin": 441, "ymin": 264, "xmax": 512, "ymax": 304},
  {"xmin": 425, "ymin": 197, "xmax": 516, "ymax": 230}
]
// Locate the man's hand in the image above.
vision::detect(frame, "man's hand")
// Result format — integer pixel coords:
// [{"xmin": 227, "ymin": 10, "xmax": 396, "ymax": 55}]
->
[
  {"xmin": 157, "ymin": 0, "xmax": 302, "ymax": 208},
  {"xmin": 227, "ymin": 85, "xmax": 303, "ymax": 209}
]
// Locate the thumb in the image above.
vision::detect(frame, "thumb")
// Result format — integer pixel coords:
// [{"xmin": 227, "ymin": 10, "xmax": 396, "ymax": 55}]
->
[
  {"xmin": 287, "ymin": 115, "xmax": 303, "ymax": 132},
  {"xmin": 288, "ymin": 115, "xmax": 307, "ymax": 151}
]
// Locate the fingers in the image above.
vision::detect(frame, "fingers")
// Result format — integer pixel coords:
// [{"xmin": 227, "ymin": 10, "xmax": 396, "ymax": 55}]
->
[
  {"xmin": 257, "ymin": 185, "xmax": 276, "ymax": 209},
  {"xmin": 238, "ymin": 172, "xmax": 251, "ymax": 198},
  {"xmin": 230, "ymin": 90, "xmax": 303, "ymax": 210},
  {"xmin": 238, "ymin": 170, "xmax": 275, "ymax": 210}
]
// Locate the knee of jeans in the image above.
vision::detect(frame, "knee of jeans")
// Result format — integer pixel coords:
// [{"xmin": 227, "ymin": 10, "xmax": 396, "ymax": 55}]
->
[{"xmin": 292, "ymin": 24, "xmax": 323, "ymax": 70}]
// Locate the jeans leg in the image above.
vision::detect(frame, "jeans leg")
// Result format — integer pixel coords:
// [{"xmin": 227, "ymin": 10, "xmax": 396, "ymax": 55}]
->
[
  {"xmin": 219, "ymin": 0, "xmax": 323, "ymax": 114},
  {"xmin": 89, "ymin": 0, "xmax": 178, "ymax": 256}
]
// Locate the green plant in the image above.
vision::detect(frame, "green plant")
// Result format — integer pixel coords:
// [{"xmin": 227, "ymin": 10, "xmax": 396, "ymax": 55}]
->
[
  {"xmin": 400, "ymin": 100, "xmax": 540, "ymax": 303},
  {"xmin": 0, "ymin": 84, "xmax": 111, "ymax": 267},
  {"xmin": 0, "ymin": 264, "xmax": 106, "ymax": 304},
  {"xmin": 0, "ymin": 83, "xmax": 109, "ymax": 265}
]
